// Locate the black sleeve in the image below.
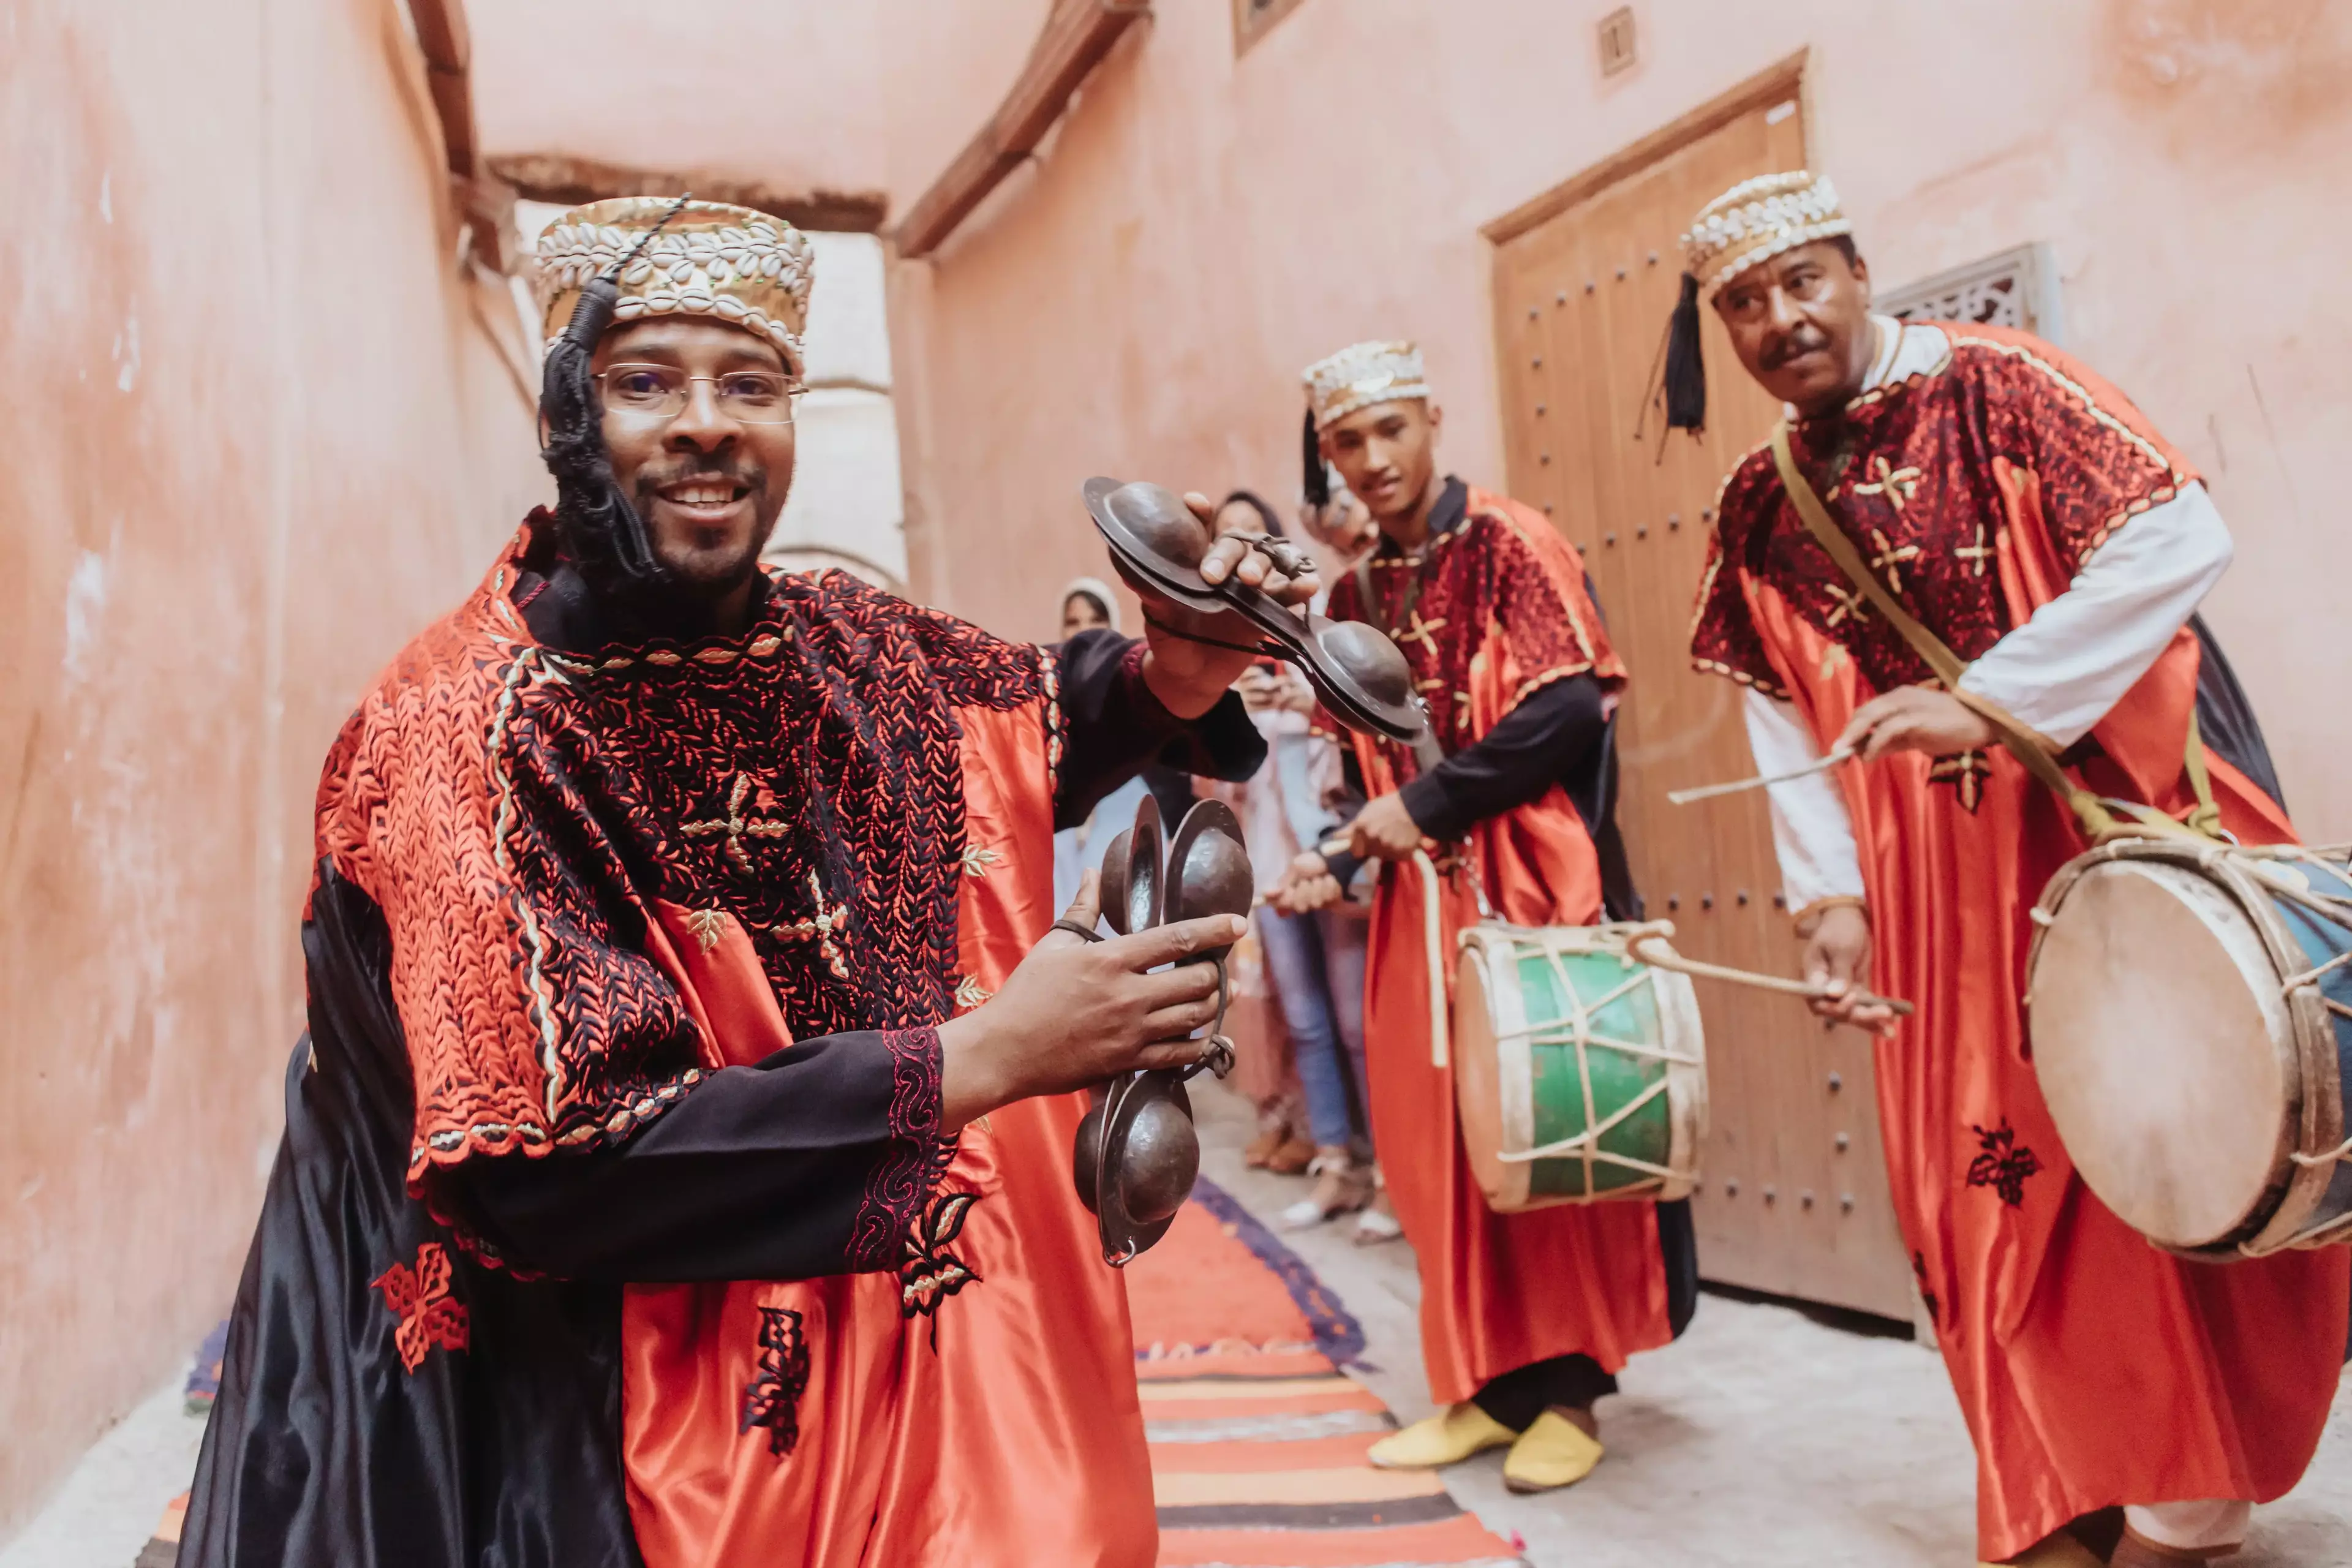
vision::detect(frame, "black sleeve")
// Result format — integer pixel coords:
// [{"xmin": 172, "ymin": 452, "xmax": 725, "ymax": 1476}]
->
[
  {"xmin": 1052, "ymin": 628, "xmax": 1265, "ymax": 830},
  {"xmin": 1397, "ymin": 674, "xmax": 1608, "ymax": 842},
  {"xmin": 442, "ymin": 1029, "xmax": 940, "ymax": 1283}
]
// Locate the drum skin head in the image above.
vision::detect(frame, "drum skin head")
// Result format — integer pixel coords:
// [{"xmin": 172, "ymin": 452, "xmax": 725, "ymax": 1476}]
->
[
  {"xmin": 1453, "ymin": 946, "xmax": 1521, "ymax": 1210},
  {"xmin": 2031, "ymin": 859, "xmax": 2295, "ymax": 1251}
]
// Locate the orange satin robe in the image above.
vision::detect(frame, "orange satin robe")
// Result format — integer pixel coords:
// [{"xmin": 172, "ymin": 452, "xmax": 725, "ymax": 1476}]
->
[
  {"xmin": 1691, "ymin": 324, "xmax": 2347, "ymax": 1561},
  {"xmin": 621, "ymin": 701, "xmax": 1156, "ymax": 1567},
  {"xmin": 1332, "ymin": 487, "xmax": 1675, "ymax": 1407}
]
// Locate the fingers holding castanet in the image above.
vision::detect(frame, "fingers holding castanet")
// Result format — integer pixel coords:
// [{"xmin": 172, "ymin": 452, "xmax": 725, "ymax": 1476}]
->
[{"xmin": 1122, "ymin": 913, "xmax": 1246, "ymax": 971}]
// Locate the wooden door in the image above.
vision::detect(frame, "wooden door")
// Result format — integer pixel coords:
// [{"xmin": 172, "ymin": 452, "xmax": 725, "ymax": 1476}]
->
[{"xmin": 1484, "ymin": 61, "xmax": 1912, "ymax": 1319}]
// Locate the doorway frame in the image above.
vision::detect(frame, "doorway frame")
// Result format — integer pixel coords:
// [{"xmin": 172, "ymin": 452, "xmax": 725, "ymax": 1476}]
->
[{"xmin": 1482, "ymin": 50, "xmax": 1812, "ymax": 250}]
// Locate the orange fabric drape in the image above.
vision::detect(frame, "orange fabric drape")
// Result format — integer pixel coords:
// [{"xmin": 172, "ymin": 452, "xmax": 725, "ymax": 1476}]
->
[{"xmin": 620, "ymin": 696, "xmax": 1156, "ymax": 1567}]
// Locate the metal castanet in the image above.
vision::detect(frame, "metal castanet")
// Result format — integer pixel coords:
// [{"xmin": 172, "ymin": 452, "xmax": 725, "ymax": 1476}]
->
[
  {"xmin": 1071, "ymin": 796, "xmax": 1250, "ymax": 1264},
  {"xmin": 1080, "ymin": 476, "xmax": 1434, "ymax": 756}
]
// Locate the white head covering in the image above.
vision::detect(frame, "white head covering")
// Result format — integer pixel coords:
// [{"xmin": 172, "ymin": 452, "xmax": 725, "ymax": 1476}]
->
[
  {"xmin": 1058, "ymin": 576, "xmax": 1122, "ymax": 635},
  {"xmin": 1681, "ymin": 171, "xmax": 1853, "ymax": 303}
]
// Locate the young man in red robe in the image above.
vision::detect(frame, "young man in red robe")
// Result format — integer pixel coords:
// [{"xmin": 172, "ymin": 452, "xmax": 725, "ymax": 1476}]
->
[
  {"xmin": 1274, "ymin": 341, "xmax": 1695, "ymax": 1493},
  {"xmin": 179, "ymin": 197, "xmax": 1319, "ymax": 1567},
  {"xmin": 1681, "ymin": 172, "xmax": 2348, "ymax": 1567}
]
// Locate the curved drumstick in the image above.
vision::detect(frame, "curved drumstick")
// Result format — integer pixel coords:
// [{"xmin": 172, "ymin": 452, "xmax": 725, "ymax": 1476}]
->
[{"xmin": 1623, "ymin": 924, "xmax": 1913, "ymax": 1017}]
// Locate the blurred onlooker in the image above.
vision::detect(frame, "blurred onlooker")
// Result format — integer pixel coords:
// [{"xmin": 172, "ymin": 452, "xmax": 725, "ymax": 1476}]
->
[
  {"xmin": 1051, "ymin": 578, "xmax": 1198, "ymax": 913},
  {"xmin": 1213, "ymin": 492, "xmax": 1382, "ymax": 1230}
]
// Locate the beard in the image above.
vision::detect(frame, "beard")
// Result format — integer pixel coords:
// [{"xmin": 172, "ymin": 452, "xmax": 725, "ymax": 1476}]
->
[{"xmin": 628, "ymin": 453, "xmax": 779, "ymax": 597}]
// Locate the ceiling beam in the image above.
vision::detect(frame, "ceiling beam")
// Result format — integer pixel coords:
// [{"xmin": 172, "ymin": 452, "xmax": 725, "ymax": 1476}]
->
[{"xmin": 488, "ymin": 153, "xmax": 888, "ymax": 235}]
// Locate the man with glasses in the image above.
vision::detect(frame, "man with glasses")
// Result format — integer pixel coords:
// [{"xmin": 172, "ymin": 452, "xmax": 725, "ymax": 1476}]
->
[{"xmin": 180, "ymin": 198, "xmax": 1313, "ymax": 1567}]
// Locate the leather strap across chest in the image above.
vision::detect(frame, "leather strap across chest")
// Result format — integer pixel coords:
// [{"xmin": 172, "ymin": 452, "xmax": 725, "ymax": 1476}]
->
[{"xmin": 1767, "ymin": 423, "xmax": 2217, "ymax": 844}]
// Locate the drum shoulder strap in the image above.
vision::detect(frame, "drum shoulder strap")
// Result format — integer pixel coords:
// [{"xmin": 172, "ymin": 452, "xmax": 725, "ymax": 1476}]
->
[{"xmin": 1765, "ymin": 423, "xmax": 2150, "ymax": 843}]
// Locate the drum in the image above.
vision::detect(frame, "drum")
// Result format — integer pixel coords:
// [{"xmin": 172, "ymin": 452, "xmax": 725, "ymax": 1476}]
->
[
  {"xmin": 2027, "ymin": 838, "xmax": 2352, "ymax": 1257},
  {"xmin": 1453, "ymin": 922, "xmax": 1708, "ymax": 1213}
]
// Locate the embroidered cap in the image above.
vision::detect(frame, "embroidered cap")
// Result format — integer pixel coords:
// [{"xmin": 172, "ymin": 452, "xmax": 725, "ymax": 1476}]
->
[
  {"xmin": 1303, "ymin": 340, "xmax": 1433, "ymax": 430},
  {"xmin": 1681, "ymin": 172, "xmax": 1854, "ymax": 303},
  {"xmin": 533, "ymin": 197, "xmax": 816, "ymax": 379}
]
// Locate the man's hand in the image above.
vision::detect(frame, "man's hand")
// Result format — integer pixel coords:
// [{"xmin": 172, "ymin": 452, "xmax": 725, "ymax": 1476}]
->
[
  {"xmin": 1801, "ymin": 902, "xmax": 1896, "ymax": 1033},
  {"xmin": 1136, "ymin": 492, "xmax": 1322, "ymax": 718},
  {"xmin": 937, "ymin": 872, "xmax": 1242, "ymax": 1129},
  {"xmin": 1343, "ymin": 791, "xmax": 1427, "ymax": 861},
  {"xmin": 1270, "ymin": 851, "xmax": 1343, "ymax": 914},
  {"xmin": 1837, "ymin": 685, "xmax": 1996, "ymax": 762}
]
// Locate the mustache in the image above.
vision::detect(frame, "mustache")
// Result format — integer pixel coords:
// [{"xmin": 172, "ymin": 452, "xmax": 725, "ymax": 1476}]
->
[
  {"xmin": 632, "ymin": 455, "xmax": 766, "ymax": 496},
  {"xmin": 1760, "ymin": 327, "xmax": 1833, "ymax": 371}
]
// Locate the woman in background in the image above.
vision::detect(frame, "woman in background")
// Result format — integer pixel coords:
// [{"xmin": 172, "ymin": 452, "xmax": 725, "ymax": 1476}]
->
[{"xmin": 1215, "ymin": 492, "xmax": 1389, "ymax": 1233}]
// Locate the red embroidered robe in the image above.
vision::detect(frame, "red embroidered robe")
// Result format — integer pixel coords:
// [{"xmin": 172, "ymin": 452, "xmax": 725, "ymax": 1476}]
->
[
  {"xmin": 1327, "ymin": 486, "xmax": 1676, "ymax": 1404},
  {"xmin": 1690, "ymin": 324, "xmax": 2347, "ymax": 1559}
]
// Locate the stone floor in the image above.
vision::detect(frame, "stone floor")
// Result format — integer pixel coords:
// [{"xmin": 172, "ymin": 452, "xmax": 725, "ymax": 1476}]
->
[
  {"xmin": 7, "ymin": 1082, "xmax": 2350, "ymax": 1567},
  {"xmin": 1188, "ymin": 1080, "xmax": 2352, "ymax": 1568}
]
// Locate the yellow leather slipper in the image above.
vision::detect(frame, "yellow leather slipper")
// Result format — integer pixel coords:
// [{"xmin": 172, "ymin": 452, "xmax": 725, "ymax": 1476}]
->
[
  {"xmin": 1501, "ymin": 1410, "xmax": 1605, "ymax": 1493},
  {"xmin": 1365, "ymin": 1403, "xmax": 1516, "ymax": 1470}
]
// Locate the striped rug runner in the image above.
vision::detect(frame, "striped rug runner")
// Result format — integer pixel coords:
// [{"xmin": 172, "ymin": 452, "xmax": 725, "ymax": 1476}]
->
[{"xmin": 1128, "ymin": 1180, "xmax": 1525, "ymax": 1568}]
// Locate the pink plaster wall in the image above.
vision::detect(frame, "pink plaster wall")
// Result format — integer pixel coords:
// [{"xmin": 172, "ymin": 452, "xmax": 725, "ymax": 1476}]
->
[
  {"xmin": 888, "ymin": 0, "xmax": 2352, "ymax": 830},
  {"xmin": 0, "ymin": 0, "xmax": 544, "ymax": 1534}
]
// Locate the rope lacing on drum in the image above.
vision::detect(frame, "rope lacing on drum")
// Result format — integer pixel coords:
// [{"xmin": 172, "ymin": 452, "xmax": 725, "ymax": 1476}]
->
[{"xmin": 1490, "ymin": 931, "xmax": 1702, "ymax": 1191}]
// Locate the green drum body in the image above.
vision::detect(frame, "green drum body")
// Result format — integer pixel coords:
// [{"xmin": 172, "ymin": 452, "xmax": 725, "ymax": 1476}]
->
[{"xmin": 1454, "ymin": 922, "xmax": 1707, "ymax": 1212}]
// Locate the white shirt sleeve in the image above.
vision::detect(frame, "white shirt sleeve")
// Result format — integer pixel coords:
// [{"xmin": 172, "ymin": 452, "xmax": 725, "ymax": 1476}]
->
[
  {"xmin": 1743, "ymin": 688, "xmax": 1865, "ymax": 909},
  {"xmin": 1956, "ymin": 482, "xmax": 2231, "ymax": 747}
]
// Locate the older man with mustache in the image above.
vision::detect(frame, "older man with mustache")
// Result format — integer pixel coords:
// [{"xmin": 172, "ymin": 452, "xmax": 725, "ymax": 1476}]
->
[{"xmin": 1683, "ymin": 172, "xmax": 2345, "ymax": 1568}]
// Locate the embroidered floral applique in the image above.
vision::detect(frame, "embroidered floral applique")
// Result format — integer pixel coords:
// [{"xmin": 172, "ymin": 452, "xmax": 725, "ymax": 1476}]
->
[
  {"xmin": 901, "ymin": 1191, "xmax": 982, "ymax": 1319},
  {"xmin": 960, "ymin": 845, "xmax": 1003, "ymax": 878},
  {"xmin": 1929, "ymin": 750, "xmax": 1993, "ymax": 813},
  {"xmin": 1965, "ymin": 1119, "xmax": 2041, "ymax": 1207},
  {"xmin": 740, "ymin": 1306, "xmax": 813, "ymax": 1457},
  {"xmin": 684, "ymin": 907, "xmax": 730, "ymax": 954},
  {"xmin": 372, "ymin": 1242, "xmax": 469, "ymax": 1373},
  {"xmin": 953, "ymin": 975, "xmax": 990, "ymax": 1011}
]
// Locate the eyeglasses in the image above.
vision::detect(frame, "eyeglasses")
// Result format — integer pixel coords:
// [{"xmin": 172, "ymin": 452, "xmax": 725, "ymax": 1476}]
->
[{"xmin": 595, "ymin": 363, "xmax": 801, "ymax": 424}]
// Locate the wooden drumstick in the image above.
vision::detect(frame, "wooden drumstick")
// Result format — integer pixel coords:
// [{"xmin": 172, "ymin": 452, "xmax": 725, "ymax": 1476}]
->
[
  {"xmin": 1623, "ymin": 928, "xmax": 1915, "ymax": 1017},
  {"xmin": 1667, "ymin": 745, "xmax": 1856, "ymax": 806}
]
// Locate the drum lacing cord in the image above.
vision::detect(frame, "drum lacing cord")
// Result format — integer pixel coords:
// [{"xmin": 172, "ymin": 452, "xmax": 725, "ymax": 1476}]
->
[{"xmin": 1491, "ymin": 938, "xmax": 1695, "ymax": 1186}]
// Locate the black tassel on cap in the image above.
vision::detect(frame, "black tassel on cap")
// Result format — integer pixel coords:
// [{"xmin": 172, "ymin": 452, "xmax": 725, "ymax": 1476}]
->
[
  {"xmin": 1664, "ymin": 271, "xmax": 1707, "ymax": 432},
  {"xmin": 540, "ymin": 194, "xmax": 693, "ymax": 595},
  {"xmin": 1300, "ymin": 407, "xmax": 1330, "ymax": 508}
]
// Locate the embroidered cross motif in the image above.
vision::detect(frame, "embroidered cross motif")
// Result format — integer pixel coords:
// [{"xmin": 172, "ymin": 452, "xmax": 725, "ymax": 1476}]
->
[
  {"xmin": 1965, "ymin": 1119, "xmax": 2042, "ymax": 1207},
  {"xmin": 902, "ymin": 1191, "xmax": 984, "ymax": 1319},
  {"xmin": 684, "ymin": 908, "xmax": 729, "ymax": 954},
  {"xmin": 766, "ymin": 872, "xmax": 851, "ymax": 979},
  {"xmin": 960, "ymin": 845, "xmax": 1001, "ymax": 878},
  {"xmin": 1929, "ymin": 750, "xmax": 1993, "ymax": 813},
  {"xmin": 1868, "ymin": 528, "xmax": 1923, "ymax": 594},
  {"xmin": 739, "ymin": 1306, "xmax": 812, "ymax": 1457},
  {"xmin": 1850, "ymin": 454, "xmax": 1923, "ymax": 513},
  {"xmin": 1954, "ymin": 522, "xmax": 1995, "ymax": 578},
  {"xmin": 372, "ymin": 1242, "xmax": 469, "ymax": 1373},
  {"xmin": 1824, "ymin": 582, "xmax": 1869, "ymax": 628},
  {"xmin": 1819, "ymin": 644, "xmax": 1850, "ymax": 683},
  {"xmin": 683, "ymin": 772, "xmax": 791, "ymax": 877},
  {"xmin": 1395, "ymin": 612, "xmax": 1449, "ymax": 657}
]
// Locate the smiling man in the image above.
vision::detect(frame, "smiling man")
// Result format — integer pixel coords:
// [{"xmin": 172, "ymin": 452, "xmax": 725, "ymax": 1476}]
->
[
  {"xmin": 1272, "ymin": 341, "xmax": 1694, "ymax": 1494},
  {"xmin": 1683, "ymin": 172, "xmax": 2346, "ymax": 1567},
  {"xmin": 179, "ymin": 198, "xmax": 1315, "ymax": 1567}
]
